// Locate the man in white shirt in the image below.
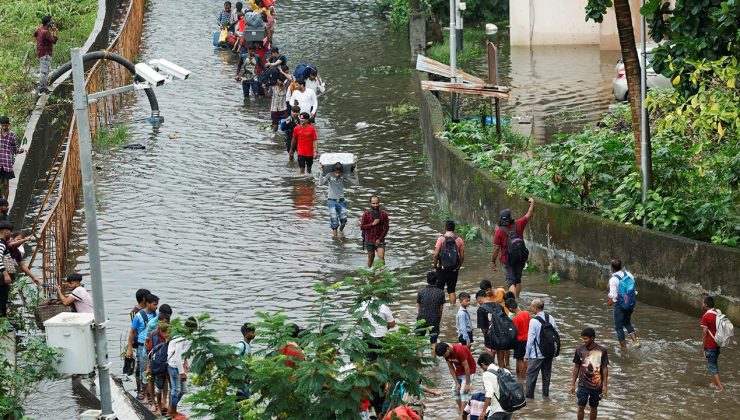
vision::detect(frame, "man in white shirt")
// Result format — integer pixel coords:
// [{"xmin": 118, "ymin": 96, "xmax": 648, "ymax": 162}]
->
[
  {"xmin": 166, "ymin": 316, "xmax": 197, "ymax": 418},
  {"xmin": 289, "ymin": 79, "xmax": 318, "ymax": 122},
  {"xmin": 56, "ymin": 273, "xmax": 94, "ymax": 313},
  {"xmin": 305, "ymin": 68, "xmax": 325, "ymax": 95},
  {"xmin": 478, "ymin": 352, "xmax": 514, "ymax": 420}
]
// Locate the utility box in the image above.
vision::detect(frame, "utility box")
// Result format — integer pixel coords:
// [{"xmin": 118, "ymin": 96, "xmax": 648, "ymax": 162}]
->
[
  {"xmin": 320, "ymin": 153, "xmax": 356, "ymax": 176},
  {"xmin": 242, "ymin": 27, "xmax": 265, "ymax": 42},
  {"xmin": 45, "ymin": 312, "xmax": 96, "ymax": 374}
]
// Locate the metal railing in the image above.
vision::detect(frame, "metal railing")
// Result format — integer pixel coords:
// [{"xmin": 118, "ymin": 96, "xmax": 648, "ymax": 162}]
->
[{"xmin": 28, "ymin": 0, "xmax": 146, "ymax": 298}]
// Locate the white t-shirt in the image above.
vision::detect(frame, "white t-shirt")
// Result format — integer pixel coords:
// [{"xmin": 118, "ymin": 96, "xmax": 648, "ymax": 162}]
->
[
  {"xmin": 305, "ymin": 78, "xmax": 325, "ymax": 94},
  {"xmin": 290, "ymin": 88, "xmax": 318, "ymax": 116},
  {"xmin": 482, "ymin": 365, "xmax": 510, "ymax": 414},
  {"xmin": 359, "ymin": 301, "xmax": 395, "ymax": 338},
  {"xmin": 71, "ymin": 286, "xmax": 94, "ymax": 313},
  {"xmin": 608, "ymin": 269, "xmax": 634, "ymax": 300}
]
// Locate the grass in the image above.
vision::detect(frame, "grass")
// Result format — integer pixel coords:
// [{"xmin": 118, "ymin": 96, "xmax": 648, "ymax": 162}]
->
[
  {"xmin": 387, "ymin": 102, "xmax": 419, "ymax": 116},
  {"xmin": 406, "ymin": 153, "xmax": 427, "ymax": 164},
  {"xmin": 427, "ymin": 28, "xmax": 488, "ymax": 67},
  {"xmin": 95, "ymin": 124, "xmax": 129, "ymax": 148},
  {"xmin": 0, "ymin": 0, "xmax": 98, "ymax": 139}
]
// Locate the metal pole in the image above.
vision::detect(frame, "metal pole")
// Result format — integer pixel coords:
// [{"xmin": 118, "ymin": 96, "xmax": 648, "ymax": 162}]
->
[
  {"xmin": 449, "ymin": 0, "xmax": 459, "ymax": 120},
  {"xmin": 640, "ymin": 0, "xmax": 648, "ymax": 221},
  {"xmin": 71, "ymin": 47, "xmax": 114, "ymax": 418},
  {"xmin": 455, "ymin": 0, "xmax": 463, "ymax": 52},
  {"xmin": 487, "ymin": 41, "xmax": 501, "ymax": 141}
]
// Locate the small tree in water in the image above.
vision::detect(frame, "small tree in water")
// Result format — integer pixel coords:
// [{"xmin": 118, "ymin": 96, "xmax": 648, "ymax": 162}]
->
[{"xmin": 179, "ymin": 266, "xmax": 434, "ymax": 419}]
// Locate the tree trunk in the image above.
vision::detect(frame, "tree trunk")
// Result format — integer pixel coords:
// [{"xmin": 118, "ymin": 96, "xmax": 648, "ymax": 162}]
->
[{"xmin": 613, "ymin": 0, "xmax": 642, "ymax": 166}]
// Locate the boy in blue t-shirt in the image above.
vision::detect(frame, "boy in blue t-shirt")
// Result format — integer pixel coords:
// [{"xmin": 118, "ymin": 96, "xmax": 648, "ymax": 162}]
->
[{"xmin": 126, "ymin": 293, "xmax": 159, "ymax": 401}]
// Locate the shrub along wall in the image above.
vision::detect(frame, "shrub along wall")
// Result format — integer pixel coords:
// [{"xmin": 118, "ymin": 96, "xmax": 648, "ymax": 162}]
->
[{"xmin": 418, "ymin": 78, "xmax": 740, "ymax": 324}]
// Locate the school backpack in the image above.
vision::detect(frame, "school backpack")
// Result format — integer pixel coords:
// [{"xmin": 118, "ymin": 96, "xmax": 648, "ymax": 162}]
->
[
  {"xmin": 293, "ymin": 64, "xmax": 317, "ymax": 83},
  {"xmin": 259, "ymin": 66, "xmax": 280, "ymax": 86},
  {"xmin": 439, "ymin": 235, "xmax": 460, "ymax": 270},
  {"xmin": 482, "ymin": 303, "xmax": 517, "ymax": 350},
  {"xmin": 244, "ymin": 11, "xmax": 264, "ymax": 28},
  {"xmin": 614, "ymin": 271, "xmax": 637, "ymax": 310},
  {"xmin": 148, "ymin": 341, "xmax": 170, "ymax": 375},
  {"xmin": 709, "ymin": 309, "xmax": 735, "ymax": 347},
  {"xmin": 491, "ymin": 367, "xmax": 527, "ymax": 413},
  {"xmin": 502, "ymin": 226, "xmax": 528, "ymax": 265},
  {"xmin": 534, "ymin": 313, "xmax": 560, "ymax": 358}
]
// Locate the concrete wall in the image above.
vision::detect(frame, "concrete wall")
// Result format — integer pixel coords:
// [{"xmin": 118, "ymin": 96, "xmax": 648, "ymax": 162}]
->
[
  {"xmin": 509, "ymin": 0, "xmax": 645, "ymax": 49},
  {"xmin": 417, "ymin": 81, "xmax": 740, "ymax": 324},
  {"xmin": 10, "ymin": 0, "xmax": 121, "ymax": 225}
]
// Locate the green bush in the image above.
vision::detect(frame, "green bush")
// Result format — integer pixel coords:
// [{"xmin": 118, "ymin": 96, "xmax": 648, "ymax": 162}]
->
[{"xmin": 179, "ymin": 266, "xmax": 435, "ymax": 418}]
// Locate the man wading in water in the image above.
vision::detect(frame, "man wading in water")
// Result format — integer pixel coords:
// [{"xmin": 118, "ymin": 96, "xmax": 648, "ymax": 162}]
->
[
  {"xmin": 318, "ymin": 162, "xmax": 358, "ymax": 237},
  {"xmin": 359, "ymin": 196, "xmax": 389, "ymax": 267}
]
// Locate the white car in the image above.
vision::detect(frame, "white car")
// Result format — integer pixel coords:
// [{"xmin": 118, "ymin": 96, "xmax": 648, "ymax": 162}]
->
[{"xmin": 612, "ymin": 46, "xmax": 672, "ymax": 101}]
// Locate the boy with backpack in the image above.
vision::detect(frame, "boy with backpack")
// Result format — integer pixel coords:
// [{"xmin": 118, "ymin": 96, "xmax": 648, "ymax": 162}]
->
[
  {"xmin": 525, "ymin": 298, "xmax": 560, "ymax": 399},
  {"xmin": 235, "ymin": 323, "xmax": 256, "ymax": 399},
  {"xmin": 145, "ymin": 312, "xmax": 171, "ymax": 416},
  {"xmin": 701, "ymin": 295, "xmax": 731, "ymax": 392},
  {"xmin": 607, "ymin": 259, "xmax": 640, "ymax": 349},
  {"xmin": 570, "ymin": 328, "xmax": 609, "ymax": 420},
  {"xmin": 478, "ymin": 352, "xmax": 525, "ymax": 420},
  {"xmin": 433, "ymin": 220, "xmax": 465, "ymax": 305},
  {"xmin": 491, "ymin": 199, "xmax": 535, "ymax": 299}
]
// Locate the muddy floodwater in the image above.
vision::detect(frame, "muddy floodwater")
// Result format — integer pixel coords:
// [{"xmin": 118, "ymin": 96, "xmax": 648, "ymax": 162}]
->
[{"xmin": 25, "ymin": 1, "xmax": 739, "ymax": 418}]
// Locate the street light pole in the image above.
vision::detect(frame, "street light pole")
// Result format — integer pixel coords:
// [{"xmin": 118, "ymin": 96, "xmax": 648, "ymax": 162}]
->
[
  {"xmin": 70, "ymin": 47, "xmax": 114, "ymax": 418},
  {"xmin": 449, "ymin": 0, "xmax": 459, "ymax": 120},
  {"xmin": 640, "ymin": 0, "xmax": 650, "ymax": 223}
]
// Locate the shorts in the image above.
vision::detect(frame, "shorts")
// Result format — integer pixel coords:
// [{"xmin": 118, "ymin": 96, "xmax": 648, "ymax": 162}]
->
[
  {"xmin": 452, "ymin": 374, "xmax": 474, "ymax": 401},
  {"xmin": 364, "ymin": 240, "xmax": 385, "ymax": 252},
  {"xmin": 271, "ymin": 110, "xmax": 288, "ymax": 125},
  {"xmin": 136, "ymin": 346, "xmax": 149, "ymax": 384},
  {"xmin": 415, "ymin": 321, "xmax": 440, "ymax": 344},
  {"xmin": 297, "ymin": 155, "xmax": 314, "ymax": 171},
  {"xmin": 436, "ymin": 267, "xmax": 459, "ymax": 294},
  {"xmin": 705, "ymin": 348, "xmax": 720, "ymax": 376},
  {"xmin": 513, "ymin": 340, "xmax": 526, "ymax": 360},
  {"xmin": 576, "ymin": 386, "xmax": 602, "ymax": 408},
  {"xmin": 0, "ymin": 170, "xmax": 15, "ymax": 180},
  {"xmin": 458, "ymin": 332, "xmax": 473, "ymax": 346},
  {"xmin": 503, "ymin": 262, "xmax": 525, "ymax": 287},
  {"xmin": 154, "ymin": 372, "xmax": 167, "ymax": 390}
]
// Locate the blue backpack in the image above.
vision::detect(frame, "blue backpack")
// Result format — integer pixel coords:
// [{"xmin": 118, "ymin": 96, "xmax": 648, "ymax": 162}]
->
[{"xmin": 614, "ymin": 271, "xmax": 637, "ymax": 310}]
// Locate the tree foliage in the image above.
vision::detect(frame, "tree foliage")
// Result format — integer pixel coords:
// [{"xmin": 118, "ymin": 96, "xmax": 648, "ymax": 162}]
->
[
  {"xmin": 179, "ymin": 266, "xmax": 435, "ymax": 419},
  {"xmin": 375, "ymin": 0, "xmax": 509, "ymax": 30},
  {"xmin": 641, "ymin": 0, "xmax": 740, "ymax": 95}
]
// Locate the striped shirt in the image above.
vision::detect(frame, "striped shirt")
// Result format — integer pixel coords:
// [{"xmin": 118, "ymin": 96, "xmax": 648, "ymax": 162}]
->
[
  {"xmin": 0, "ymin": 238, "xmax": 8, "ymax": 273},
  {"xmin": 0, "ymin": 130, "xmax": 20, "ymax": 172}
]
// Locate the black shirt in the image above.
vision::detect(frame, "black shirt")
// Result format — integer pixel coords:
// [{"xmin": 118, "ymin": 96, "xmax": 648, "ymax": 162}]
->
[{"xmin": 416, "ymin": 285, "xmax": 445, "ymax": 326}]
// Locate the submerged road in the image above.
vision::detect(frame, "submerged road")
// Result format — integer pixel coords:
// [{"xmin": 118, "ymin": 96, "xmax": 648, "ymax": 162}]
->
[{"xmin": 26, "ymin": 0, "xmax": 739, "ymax": 418}]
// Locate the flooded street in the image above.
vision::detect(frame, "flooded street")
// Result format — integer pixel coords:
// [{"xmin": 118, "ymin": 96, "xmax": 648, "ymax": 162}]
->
[{"xmin": 24, "ymin": 0, "xmax": 739, "ymax": 418}]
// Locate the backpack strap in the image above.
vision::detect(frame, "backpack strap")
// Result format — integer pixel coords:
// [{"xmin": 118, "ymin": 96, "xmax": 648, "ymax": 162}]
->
[
  {"xmin": 502, "ymin": 225, "xmax": 518, "ymax": 239},
  {"xmin": 238, "ymin": 340, "xmax": 248, "ymax": 356}
]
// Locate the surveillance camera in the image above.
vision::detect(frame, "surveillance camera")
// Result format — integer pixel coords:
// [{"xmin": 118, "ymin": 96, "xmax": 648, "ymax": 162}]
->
[
  {"xmin": 458, "ymin": 2, "xmax": 466, "ymax": 11},
  {"xmin": 485, "ymin": 23, "xmax": 498, "ymax": 35},
  {"xmin": 149, "ymin": 59, "xmax": 190, "ymax": 81},
  {"xmin": 135, "ymin": 63, "xmax": 165, "ymax": 87}
]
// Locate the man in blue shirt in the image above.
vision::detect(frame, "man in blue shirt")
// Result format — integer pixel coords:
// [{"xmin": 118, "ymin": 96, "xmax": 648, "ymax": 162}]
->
[
  {"xmin": 525, "ymin": 298, "xmax": 559, "ymax": 399},
  {"xmin": 126, "ymin": 293, "xmax": 159, "ymax": 401}
]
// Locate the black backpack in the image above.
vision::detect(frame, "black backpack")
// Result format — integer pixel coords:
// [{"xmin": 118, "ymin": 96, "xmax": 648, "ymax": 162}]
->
[
  {"xmin": 482, "ymin": 303, "xmax": 517, "ymax": 350},
  {"xmin": 439, "ymin": 235, "xmax": 460, "ymax": 269},
  {"xmin": 259, "ymin": 66, "xmax": 280, "ymax": 86},
  {"xmin": 148, "ymin": 341, "xmax": 170, "ymax": 375},
  {"xmin": 502, "ymin": 226, "xmax": 529, "ymax": 265},
  {"xmin": 492, "ymin": 367, "xmax": 527, "ymax": 412},
  {"xmin": 534, "ymin": 314, "xmax": 560, "ymax": 358}
]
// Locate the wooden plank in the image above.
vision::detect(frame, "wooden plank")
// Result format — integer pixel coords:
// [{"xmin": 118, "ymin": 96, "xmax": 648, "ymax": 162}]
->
[
  {"xmin": 415, "ymin": 54, "xmax": 486, "ymax": 84},
  {"xmin": 420, "ymin": 81, "xmax": 510, "ymax": 99}
]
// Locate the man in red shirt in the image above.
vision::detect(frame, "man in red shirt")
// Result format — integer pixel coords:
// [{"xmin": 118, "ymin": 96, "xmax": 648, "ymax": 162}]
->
[
  {"xmin": 359, "ymin": 196, "xmax": 389, "ymax": 267},
  {"xmin": 435, "ymin": 341, "xmax": 476, "ymax": 415},
  {"xmin": 289, "ymin": 112, "xmax": 318, "ymax": 175},
  {"xmin": 701, "ymin": 296, "xmax": 725, "ymax": 391},
  {"xmin": 33, "ymin": 15, "xmax": 58, "ymax": 94},
  {"xmin": 491, "ymin": 198, "xmax": 535, "ymax": 298}
]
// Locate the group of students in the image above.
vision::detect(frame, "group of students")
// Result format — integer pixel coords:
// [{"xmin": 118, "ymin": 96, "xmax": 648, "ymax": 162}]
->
[
  {"xmin": 124, "ymin": 290, "xmax": 196, "ymax": 419},
  {"xmin": 408, "ymin": 199, "xmax": 649, "ymax": 419}
]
